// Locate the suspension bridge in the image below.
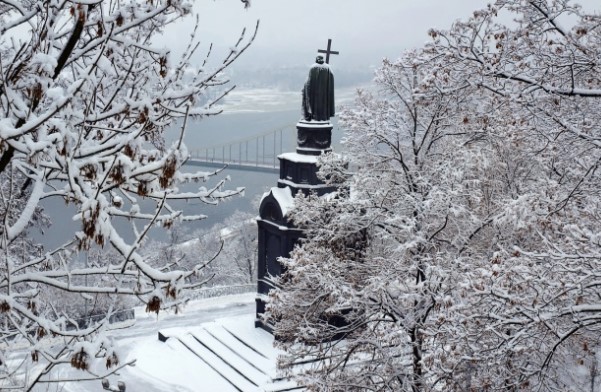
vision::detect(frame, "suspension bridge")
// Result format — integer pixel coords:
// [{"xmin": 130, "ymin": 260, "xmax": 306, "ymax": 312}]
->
[{"xmin": 186, "ymin": 124, "xmax": 298, "ymax": 173}]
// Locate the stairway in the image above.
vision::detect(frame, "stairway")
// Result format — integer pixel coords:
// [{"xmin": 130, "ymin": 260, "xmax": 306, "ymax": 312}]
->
[{"xmin": 158, "ymin": 318, "xmax": 302, "ymax": 392}]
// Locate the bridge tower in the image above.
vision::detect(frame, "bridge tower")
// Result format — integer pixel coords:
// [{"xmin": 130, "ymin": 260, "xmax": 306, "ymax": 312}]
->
[{"xmin": 256, "ymin": 47, "xmax": 340, "ymax": 331}]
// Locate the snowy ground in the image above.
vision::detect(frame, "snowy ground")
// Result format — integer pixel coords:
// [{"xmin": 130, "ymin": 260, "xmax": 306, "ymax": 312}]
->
[{"xmin": 20, "ymin": 293, "xmax": 293, "ymax": 392}]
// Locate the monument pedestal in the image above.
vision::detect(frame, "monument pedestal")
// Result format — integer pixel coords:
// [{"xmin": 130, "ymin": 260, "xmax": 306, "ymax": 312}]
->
[
  {"xmin": 295, "ymin": 120, "xmax": 332, "ymax": 155},
  {"xmin": 255, "ymin": 121, "xmax": 338, "ymax": 331}
]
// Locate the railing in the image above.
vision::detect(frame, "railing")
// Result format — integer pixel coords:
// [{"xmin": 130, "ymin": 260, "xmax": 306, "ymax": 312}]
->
[
  {"xmin": 73, "ymin": 308, "xmax": 135, "ymax": 329},
  {"xmin": 71, "ymin": 284, "xmax": 256, "ymax": 329},
  {"xmin": 188, "ymin": 125, "xmax": 296, "ymax": 169},
  {"xmin": 188, "ymin": 283, "xmax": 256, "ymax": 300}
]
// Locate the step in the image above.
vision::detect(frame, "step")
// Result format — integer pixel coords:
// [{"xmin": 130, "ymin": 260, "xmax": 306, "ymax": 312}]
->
[
  {"xmin": 205, "ymin": 324, "xmax": 274, "ymax": 371},
  {"xmin": 189, "ymin": 328, "xmax": 270, "ymax": 386},
  {"xmin": 163, "ymin": 338, "xmax": 237, "ymax": 391},
  {"xmin": 177, "ymin": 334, "xmax": 261, "ymax": 392},
  {"xmin": 220, "ymin": 323, "xmax": 275, "ymax": 361}
]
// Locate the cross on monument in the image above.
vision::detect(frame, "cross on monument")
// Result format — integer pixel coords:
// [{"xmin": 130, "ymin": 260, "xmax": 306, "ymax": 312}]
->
[{"xmin": 318, "ymin": 38, "xmax": 339, "ymax": 64}]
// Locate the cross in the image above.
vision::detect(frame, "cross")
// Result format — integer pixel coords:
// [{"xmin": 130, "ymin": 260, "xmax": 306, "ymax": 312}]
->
[{"xmin": 318, "ymin": 38, "xmax": 339, "ymax": 64}]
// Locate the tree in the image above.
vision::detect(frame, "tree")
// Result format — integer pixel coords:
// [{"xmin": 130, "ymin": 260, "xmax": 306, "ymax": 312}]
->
[
  {"xmin": 220, "ymin": 210, "xmax": 258, "ymax": 284},
  {"xmin": 177, "ymin": 210, "xmax": 258, "ymax": 286},
  {"xmin": 0, "ymin": 0, "xmax": 257, "ymax": 389},
  {"xmin": 424, "ymin": 1, "xmax": 601, "ymax": 390},
  {"xmin": 269, "ymin": 54, "xmax": 523, "ymax": 391},
  {"xmin": 269, "ymin": 0, "xmax": 601, "ymax": 390}
]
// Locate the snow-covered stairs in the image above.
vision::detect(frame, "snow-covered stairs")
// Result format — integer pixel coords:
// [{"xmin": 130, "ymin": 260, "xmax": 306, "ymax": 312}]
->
[{"xmin": 159, "ymin": 317, "xmax": 302, "ymax": 392}]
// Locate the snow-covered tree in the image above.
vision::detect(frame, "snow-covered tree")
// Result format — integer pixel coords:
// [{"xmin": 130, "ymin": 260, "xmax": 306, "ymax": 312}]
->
[
  {"xmin": 269, "ymin": 53, "xmax": 522, "ymax": 391},
  {"xmin": 220, "ymin": 210, "xmax": 258, "ymax": 283},
  {"xmin": 0, "ymin": 0, "xmax": 256, "ymax": 389},
  {"xmin": 180, "ymin": 210, "xmax": 258, "ymax": 286},
  {"xmin": 269, "ymin": 0, "xmax": 601, "ymax": 390},
  {"xmin": 423, "ymin": 1, "xmax": 601, "ymax": 390}
]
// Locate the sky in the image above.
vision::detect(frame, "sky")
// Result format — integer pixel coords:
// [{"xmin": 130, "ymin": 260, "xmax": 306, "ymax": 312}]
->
[
  {"xmin": 164, "ymin": 0, "xmax": 495, "ymax": 71},
  {"xmin": 160, "ymin": 0, "xmax": 600, "ymax": 85},
  {"xmin": 157, "ymin": 0, "xmax": 601, "ymax": 114}
]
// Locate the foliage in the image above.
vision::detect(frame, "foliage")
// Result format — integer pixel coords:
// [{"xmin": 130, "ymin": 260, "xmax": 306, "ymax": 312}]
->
[
  {"xmin": 186, "ymin": 210, "xmax": 258, "ymax": 286},
  {"xmin": 0, "ymin": 0, "xmax": 256, "ymax": 389},
  {"xmin": 142, "ymin": 210, "xmax": 258, "ymax": 288},
  {"xmin": 269, "ymin": 0, "xmax": 601, "ymax": 391}
]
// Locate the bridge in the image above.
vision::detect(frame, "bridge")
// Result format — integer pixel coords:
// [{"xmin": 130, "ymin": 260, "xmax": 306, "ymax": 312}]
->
[{"xmin": 186, "ymin": 124, "xmax": 298, "ymax": 173}]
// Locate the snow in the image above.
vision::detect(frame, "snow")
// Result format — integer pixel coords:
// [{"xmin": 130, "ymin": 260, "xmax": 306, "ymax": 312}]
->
[
  {"xmin": 27, "ymin": 293, "xmax": 296, "ymax": 392},
  {"xmin": 6, "ymin": 178, "xmax": 44, "ymax": 241},
  {"xmin": 278, "ymin": 178, "xmax": 332, "ymax": 190},
  {"xmin": 45, "ymin": 86, "xmax": 66, "ymax": 100},
  {"xmin": 271, "ymin": 187, "xmax": 294, "ymax": 216},
  {"xmin": 278, "ymin": 152, "xmax": 318, "ymax": 164},
  {"xmin": 296, "ymin": 120, "xmax": 332, "ymax": 128},
  {"xmin": 260, "ymin": 219, "xmax": 293, "ymax": 232},
  {"xmin": 131, "ymin": 335, "xmax": 236, "ymax": 391},
  {"xmin": 31, "ymin": 52, "xmax": 57, "ymax": 74},
  {"xmin": 311, "ymin": 62, "xmax": 331, "ymax": 70},
  {"xmin": 261, "ymin": 187, "xmax": 295, "ymax": 218},
  {"xmin": 296, "ymin": 146, "xmax": 331, "ymax": 153}
]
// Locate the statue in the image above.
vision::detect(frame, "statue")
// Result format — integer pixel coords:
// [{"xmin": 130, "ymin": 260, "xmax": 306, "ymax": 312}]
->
[{"xmin": 302, "ymin": 55, "xmax": 335, "ymax": 122}]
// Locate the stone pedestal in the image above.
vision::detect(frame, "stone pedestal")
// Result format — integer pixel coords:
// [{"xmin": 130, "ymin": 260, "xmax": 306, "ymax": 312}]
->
[
  {"xmin": 255, "ymin": 120, "xmax": 338, "ymax": 331},
  {"xmin": 295, "ymin": 120, "xmax": 332, "ymax": 155},
  {"xmin": 277, "ymin": 121, "xmax": 337, "ymax": 197}
]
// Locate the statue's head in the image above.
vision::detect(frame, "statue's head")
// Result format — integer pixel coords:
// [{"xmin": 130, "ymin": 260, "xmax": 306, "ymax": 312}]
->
[{"xmin": 315, "ymin": 56, "xmax": 324, "ymax": 64}]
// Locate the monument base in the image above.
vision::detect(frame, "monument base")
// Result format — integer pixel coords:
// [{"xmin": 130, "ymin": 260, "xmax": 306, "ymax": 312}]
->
[{"xmin": 295, "ymin": 120, "xmax": 333, "ymax": 155}]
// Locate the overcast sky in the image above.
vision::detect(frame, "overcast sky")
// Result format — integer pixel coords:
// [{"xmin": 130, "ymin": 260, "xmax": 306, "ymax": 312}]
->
[
  {"xmin": 165, "ymin": 0, "xmax": 488, "ymax": 70},
  {"xmin": 162, "ymin": 0, "xmax": 598, "ymax": 71},
  {"xmin": 158, "ymin": 0, "xmax": 600, "ymax": 114}
]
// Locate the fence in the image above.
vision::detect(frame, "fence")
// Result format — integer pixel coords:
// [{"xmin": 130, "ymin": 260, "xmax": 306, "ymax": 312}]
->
[
  {"xmin": 189, "ymin": 125, "xmax": 296, "ymax": 169},
  {"xmin": 188, "ymin": 284, "xmax": 256, "ymax": 301},
  {"xmin": 72, "ymin": 284, "xmax": 256, "ymax": 329},
  {"xmin": 74, "ymin": 308, "xmax": 135, "ymax": 329}
]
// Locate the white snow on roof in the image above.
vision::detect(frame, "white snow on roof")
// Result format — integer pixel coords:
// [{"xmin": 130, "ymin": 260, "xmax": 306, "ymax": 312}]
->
[
  {"xmin": 259, "ymin": 186, "xmax": 295, "ymax": 218},
  {"xmin": 270, "ymin": 186, "xmax": 295, "ymax": 217},
  {"xmin": 296, "ymin": 147, "xmax": 330, "ymax": 153},
  {"xmin": 295, "ymin": 120, "xmax": 332, "ymax": 128},
  {"xmin": 278, "ymin": 152, "xmax": 318, "ymax": 164},
  {"xmin": 278, "ymin": 179, "xmax": 332, "ymax": 190}
]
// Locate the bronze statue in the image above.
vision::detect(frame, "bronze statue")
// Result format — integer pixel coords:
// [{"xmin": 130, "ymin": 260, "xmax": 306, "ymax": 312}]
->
[{"xmin": 302, "ymin": 55, "xmax": 335, "ymax": 122}]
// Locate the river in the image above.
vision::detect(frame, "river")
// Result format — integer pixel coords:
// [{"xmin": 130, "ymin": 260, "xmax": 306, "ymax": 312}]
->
[{"xmin": 36, "ymin": 106, "xmax": 344, "ymax": 249}]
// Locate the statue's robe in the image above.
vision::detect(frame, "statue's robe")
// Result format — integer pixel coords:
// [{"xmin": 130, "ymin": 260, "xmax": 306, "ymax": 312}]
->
[{"xmin": 302, "ymin": 63, "xmax": 335, "ymax": 121}]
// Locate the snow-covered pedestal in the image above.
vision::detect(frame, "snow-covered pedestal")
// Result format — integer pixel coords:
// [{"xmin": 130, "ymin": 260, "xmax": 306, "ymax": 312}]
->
[
  {"xmin": 256, "ymin": 120, "xmax": 338, "ymax": 330},
  {"xmin": 279, "ymin": 121, "xmax": 338, "ymax": 197}
]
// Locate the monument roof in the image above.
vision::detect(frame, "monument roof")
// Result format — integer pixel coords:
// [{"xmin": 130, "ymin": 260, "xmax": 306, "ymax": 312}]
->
[{"xmin": 260, "ymin": 186, "xmax": 295, "ymax": 218}]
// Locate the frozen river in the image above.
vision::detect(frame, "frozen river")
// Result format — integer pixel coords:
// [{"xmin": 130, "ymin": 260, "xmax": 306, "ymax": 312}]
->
[{"xmin": 35, "ymin": 106, "xmax": 344, "ymax": 250}]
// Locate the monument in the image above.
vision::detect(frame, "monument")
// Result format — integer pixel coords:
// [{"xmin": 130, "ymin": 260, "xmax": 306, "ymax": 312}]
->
[
  {"xmin": 302, "ymin": 55, "xmax": 335, "ymax": 122},
  {"xmin": 256, "ymin": 40, "xmax": 340, "ymax": 331}
]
